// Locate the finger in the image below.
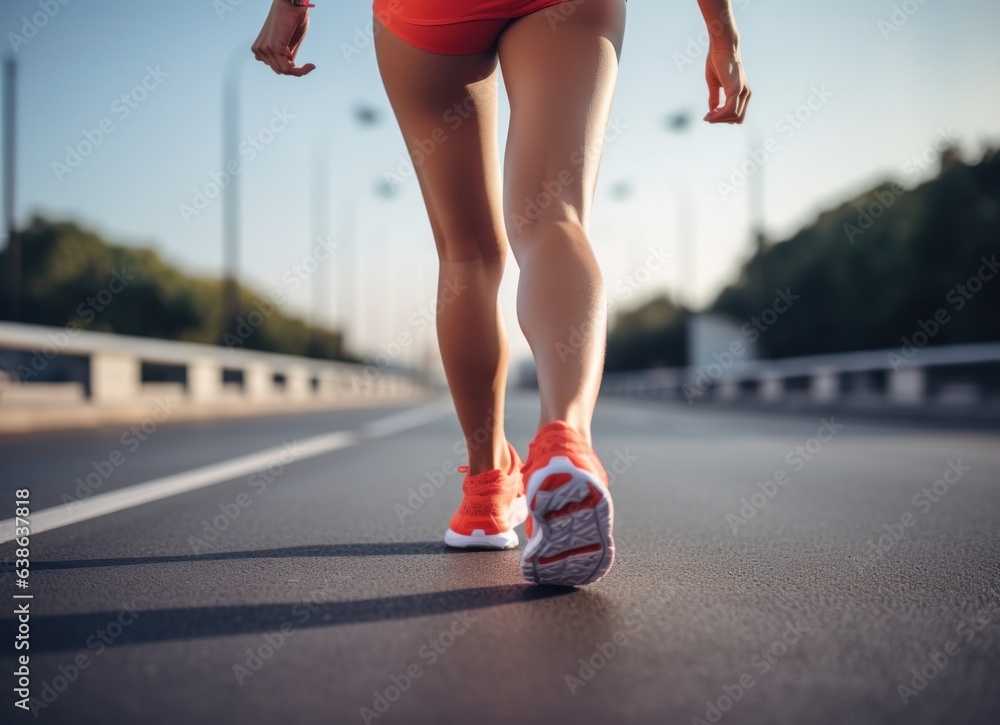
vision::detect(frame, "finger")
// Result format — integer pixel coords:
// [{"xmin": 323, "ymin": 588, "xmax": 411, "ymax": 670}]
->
[
  {"xmin": 263, "ymin": 49, "xmax": 287, "ymax": 75},
  {"xmin": 735, "ymin": 86, "xmax": 750, "ymax": 119},
  {"xmin": 740, "ymin": 88, "xmax": 752, "ymax": 120},
  {"xmin": 273, "ymin": 52, "xmax": 314, "ymax": 77},
  {"xmin": 706, "ymin": 90, "xmax": 739, "ymax": 124},
  {"xmin": 269, "ymin": 46, "xmax": 296, "ymax": 73},
  {"xmin": 707, "ymin": 80, "xmax": 721, "ymax": 115},
  {"xmin": 732, "ymin": 88, "xmax": 751, "ymax": 125},
  {"xmin": 720, "ymin": 86, "xmax": 744, "ymax": 122},
  {"xmin": 283, "ymin": 63, "xmax": 316, "ymax": 77},
  {"xmin": 705, "ymin": 84, "xmax": 722, "ymax": 121}
]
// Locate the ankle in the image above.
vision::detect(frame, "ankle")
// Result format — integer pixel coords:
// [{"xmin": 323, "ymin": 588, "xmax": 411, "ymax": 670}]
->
[
  {"xmin": 539, "ymin": 417, "xmax": 592, "ymax": 447},
  {"xmin": 465, "ymin": 439, "xmax": 511, "ymax": 476}
]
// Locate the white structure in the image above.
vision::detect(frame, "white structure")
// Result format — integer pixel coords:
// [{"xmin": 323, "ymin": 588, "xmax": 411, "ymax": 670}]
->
[
  {"xmin": 603, "ymin": 341, "xmax": 1000, "ymax": 410},
  {"xmin": 0, "ymin": 322, "xmax": 420, "ymax": 406}
]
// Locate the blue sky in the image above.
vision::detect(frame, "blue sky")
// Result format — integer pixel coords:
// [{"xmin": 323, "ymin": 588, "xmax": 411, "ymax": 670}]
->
[{"xmin": 2, "ymin": 0, "xmax": 999, "ymax": 365}]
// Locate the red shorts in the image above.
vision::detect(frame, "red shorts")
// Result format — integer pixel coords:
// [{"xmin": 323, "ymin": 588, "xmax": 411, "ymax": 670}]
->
[{"xmin": 373, "ymin": 0, "xmax": 579, "ymax": 55}]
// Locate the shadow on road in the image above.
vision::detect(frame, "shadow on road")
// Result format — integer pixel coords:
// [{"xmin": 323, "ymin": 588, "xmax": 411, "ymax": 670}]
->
[
  {"xmin": 0, "ymin": 584, "xmax": 577, "ymax": 654},
  {"xmin": 0, "ymin": 542, "xmax": 473, "ymax": 572}
]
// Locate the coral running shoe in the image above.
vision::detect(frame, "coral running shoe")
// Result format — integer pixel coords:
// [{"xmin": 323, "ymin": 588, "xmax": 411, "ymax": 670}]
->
[
  {"xmin": 520, "ymin": 421, "xmax": 614, "ymax": 585},
  {"xmin": 444, "ymin": 442, "xmax": 528, "ymax": 550}
]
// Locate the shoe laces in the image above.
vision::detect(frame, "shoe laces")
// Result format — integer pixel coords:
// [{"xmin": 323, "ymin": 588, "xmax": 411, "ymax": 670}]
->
[{"xmin": 457, "ymin": 465, "xmax": 515, "ymax": 497}]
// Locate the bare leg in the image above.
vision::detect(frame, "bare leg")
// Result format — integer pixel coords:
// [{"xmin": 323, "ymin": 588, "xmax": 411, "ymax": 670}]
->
[
  {"xmin": 374, "ymin": 25, "xmax": 510, "ymax": 475},
  {"xmin": 498, "ymin": 0, "xmax": 627, "ymax": 445}
]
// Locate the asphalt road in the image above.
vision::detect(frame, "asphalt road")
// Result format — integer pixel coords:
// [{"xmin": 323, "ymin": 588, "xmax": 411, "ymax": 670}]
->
[{"xmin": 1, "ymin": 394, "xmax": 998, "ymax": 725}]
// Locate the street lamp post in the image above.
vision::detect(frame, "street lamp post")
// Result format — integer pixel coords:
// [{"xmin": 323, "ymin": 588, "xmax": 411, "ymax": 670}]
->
[
  {"xmin": 317, "ymin": 103, "xmax": 383, "ymax": 353},
  {"xmin": 746, "ymin": 125, "xmax": 767, "ymax": 254},
  {"xmin": 664, "ymin": 110, "xmax": 693, "ymax": 308},
  {"xmin": 3, "ymin": 57, "xmax": 19, "ymax": 322},
  {"xmin": 743, "ymin": 125, "xmax": 769, "ymax": 315},
  {"xmin": 221, "ymin": 45, "xmax": 250, "ymax": 339},
  {"xmin": 309, "ymin": 127, "xmax": 333, "ymax": 352}
]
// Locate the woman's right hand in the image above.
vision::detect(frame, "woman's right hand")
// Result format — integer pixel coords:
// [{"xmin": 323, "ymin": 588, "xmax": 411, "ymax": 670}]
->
[{"xmin": 704, "ymin": 46, "xmax": 751, "ymax": 124}]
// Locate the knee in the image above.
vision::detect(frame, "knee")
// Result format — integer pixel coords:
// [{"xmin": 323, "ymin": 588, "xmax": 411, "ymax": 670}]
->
[
  {"xmin": 505, "ymin": 198, "xmax": 585, "ymax": 239},
  {"xmin": 433, "ymin": 221, "xmax": 507, "ymax": 266},
  {"xmin": 506, "ymin": 210, "xmax": 590, "ymax": 263},
  {"xmin": 435, "ymin": 230, "xmax": 507, "ymax": 290}
]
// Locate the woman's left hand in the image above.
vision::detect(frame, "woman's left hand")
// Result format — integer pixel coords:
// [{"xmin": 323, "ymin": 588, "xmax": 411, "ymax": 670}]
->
[{"xmin": 251, "ymin": 0, "xmax": 316, "ymax": 77}]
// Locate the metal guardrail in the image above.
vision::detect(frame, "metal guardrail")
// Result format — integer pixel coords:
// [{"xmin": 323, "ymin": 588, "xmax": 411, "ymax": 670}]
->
[
  {"xmin": 602, "ymin": 342, "xmax": 1000, "ymax": 407},
  {"xmin": 0, "ymin": 322, "xmax": 421, "ymax": 405}
]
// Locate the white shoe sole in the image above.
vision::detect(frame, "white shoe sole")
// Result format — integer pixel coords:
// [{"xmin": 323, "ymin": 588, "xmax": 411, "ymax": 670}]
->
[
  {"xmin": 521, "ymin": 455, "xmax": 614, "ymax": 586},
  {"xmin": 443, "ymin": 496, "xmax": 528, "ymax": 550}
]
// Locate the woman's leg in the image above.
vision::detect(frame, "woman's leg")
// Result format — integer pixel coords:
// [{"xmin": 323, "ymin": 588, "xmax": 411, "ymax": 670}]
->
[
  {"xmin": 498, "ymin": 0, "xmax": 627, "ymax": 446},
  {"xmin": 374, "ymin": 26, "xmax": 510, "ymax": 475}
]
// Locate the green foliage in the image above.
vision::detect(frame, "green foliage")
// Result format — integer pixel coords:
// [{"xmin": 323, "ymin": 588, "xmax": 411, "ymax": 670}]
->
[
  {"xmin": 607, "ymin": 147, "xmax": 1000, "ymax": 370},
  {"xmin": 0, "ymin": 217, "xmax": 349, "ymax": 361},
  {"xmin": 606, "ymin": 295, "xmax": 688, "ymax": 370}
]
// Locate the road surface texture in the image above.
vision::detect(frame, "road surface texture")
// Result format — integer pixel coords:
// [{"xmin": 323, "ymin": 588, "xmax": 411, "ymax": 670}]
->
[{"xmin": 1, "ymin": 394, "xmax": 998, "ymax": 724}]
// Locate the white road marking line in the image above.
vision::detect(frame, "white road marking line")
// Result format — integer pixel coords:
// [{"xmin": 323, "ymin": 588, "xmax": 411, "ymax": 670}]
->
[{"xmin": 0, "ymin": 399, "xmax": 452, "ymax": 543}]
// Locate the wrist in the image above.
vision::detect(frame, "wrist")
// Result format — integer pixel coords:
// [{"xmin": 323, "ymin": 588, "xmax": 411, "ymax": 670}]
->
[{"xmin": 709, "ymin": 31, "xmax": 740, "ymax": 55}]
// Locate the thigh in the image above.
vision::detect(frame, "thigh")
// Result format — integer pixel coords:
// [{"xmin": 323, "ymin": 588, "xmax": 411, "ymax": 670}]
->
[
  {"xmin": 497, "ymin": 0, "xmax": 626, "ymax": 245},
  {"xmin": 374, "ymin": 19, "xmax": 507, "ymax": 262}
]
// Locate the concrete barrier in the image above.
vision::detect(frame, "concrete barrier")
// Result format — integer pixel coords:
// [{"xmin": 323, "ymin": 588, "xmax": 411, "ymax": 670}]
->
[
  {"xmin": 0, "ymin": 322, "xmax": 430, "ymax": 431},
  {"xmin": 602, "ymin": 342, "xmax": 1000, "ymax": 414}
]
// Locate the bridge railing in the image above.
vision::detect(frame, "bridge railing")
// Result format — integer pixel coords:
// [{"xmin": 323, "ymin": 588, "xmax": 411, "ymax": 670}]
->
[
  {"xmin": 0, "ymin": 321, "xmax": 423, "ymax": 406},
  {"xmin": 601, "ymin": 342, "xmax": 1000, "ymax": 410}
]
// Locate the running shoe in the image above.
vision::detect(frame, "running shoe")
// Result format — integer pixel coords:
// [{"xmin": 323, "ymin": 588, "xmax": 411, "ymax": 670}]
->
[
  {"xmin": 444, "ymin": 442, "xmax": 528, "ymax": 549},
  {"xmin": 520, "ymin": 421, "xmax": 615, "ymax": 585}
]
